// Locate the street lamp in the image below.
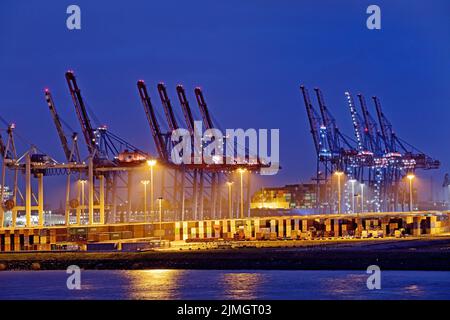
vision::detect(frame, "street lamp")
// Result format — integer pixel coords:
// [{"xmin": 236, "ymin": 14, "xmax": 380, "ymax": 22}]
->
[
  {"xmin": 238, "ymin": 168, "xmax": 247, "ymax": 219},
  {"xmin": 147, "ymin": 159, "xmax": 157, "ymax": 219},
  {"xmin": 79, "ymin": 180, "xmax": 87, "ymax": 225},
  {"xmin": 407, "ymin": 174, "xmax": 415, "ymax": 212},
  {"xmin": 334, "ymin": 171, "xmax": 344, "ymax": 214},
  {"xmin": 226, "ymin": 181, "xmax": 234, "ymax": 219},
  {"xmin": 349, "ymin": 179, "xmax": 356, "ymax": 214},
  {"xmin": 141, "ymin": 180, "xmax": 150, "ymax": 222}
]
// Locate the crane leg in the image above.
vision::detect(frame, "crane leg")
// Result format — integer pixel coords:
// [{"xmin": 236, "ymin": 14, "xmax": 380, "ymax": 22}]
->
[
  {"xmin": 127, "ymin": 171, "xmax": 133, "ymax": 223},
  {"xmin": 65, "ymin": 173, "xmax": 71, "ymax": 226},
  {"xmin": 193, "ymin": 170, "xmax": 198, "ymax": 220},
  {"xmin": 88, "ymin": 157, "xmax": 94, "ymax": 225},
  {"xmin": 25, "ymin": 154, "xmax": 31, "ymax": 227},
  {"xmin": 199, "ymin": 170, "xmax": 204, "ymax": 220},
  {"xmin": 99, "ymin": 175, "xmax": 105, "ymax": 224},
  {"xmin": 38, "ymin": 173, "xmax": 44, "ymax": 226}
]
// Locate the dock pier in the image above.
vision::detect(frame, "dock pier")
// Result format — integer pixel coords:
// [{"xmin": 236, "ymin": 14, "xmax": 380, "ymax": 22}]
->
[{"xmin": 0, "ymin": 211, "xmax": 449, "ymax": 252}]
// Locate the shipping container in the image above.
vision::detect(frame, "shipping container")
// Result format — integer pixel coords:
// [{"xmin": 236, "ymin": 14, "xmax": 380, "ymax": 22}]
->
[
  {"xmin": 110, "ymin": 232, "xmax": 121, "ymax": 240},
  {"xmin": 87, "ymin": 243, "xmax": 117, "ymax": 251},
  {"xmin": 122, "ymin": 231, "xmax": 133, "ymax": 239},
  {"xmin": 68, "ymin": 227, "xmax": 88, "ymax": 235},
  {"xmin": 121, "ymin": 242, "xmax": 152, "ymax": 252}
]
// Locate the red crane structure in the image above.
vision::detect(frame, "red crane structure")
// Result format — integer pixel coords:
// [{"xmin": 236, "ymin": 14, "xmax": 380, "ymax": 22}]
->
[
  {"xmin": 176, "ymin": 85, "xmax": 201, "ymax": 219},
  {"xmin": 0, "ymin": 71, "xmax": 271, "ymax": 229},
  {"xmin": 157, "ymin": 83, "xmax": 186, "ymax": 218},
  {"xmin": 44, "ymin": 89, "xmax": 81, "ymax": 164},
  {"xmin": 65, "ymin": 71, "xmax": 150, "ymax": 224},
  {"xmin": 138, "ymin": 81, "xmax": 268, "ymax": 220}
]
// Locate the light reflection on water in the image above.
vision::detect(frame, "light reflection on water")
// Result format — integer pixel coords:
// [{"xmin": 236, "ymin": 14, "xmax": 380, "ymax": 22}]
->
[
  {"xmin": 404, "ymin": 284, "xmax": 424, "ymax": 296},
  {"xmin": 219, "ymin": 273, "xmax": 264, "ymax": 299},
  {"xmin": 319, "ymin": 274, "xmax": 368, "ymax": 298},
  {"xmin": 0, "ymin": 270, "xmax": 449, "ymax": 300},
  {"xmin": 122, "ymin": 270, "xmax": 266, "ymax": 299},
  {"xmin": 124, "ymin": 270, "xmax": 183, "ymax": 299}
]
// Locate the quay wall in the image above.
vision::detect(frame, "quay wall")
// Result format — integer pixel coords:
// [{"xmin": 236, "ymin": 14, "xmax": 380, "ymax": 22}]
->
[{"xmin": 1, "ymin": 211, "xmax": 449, "ymax": 252}]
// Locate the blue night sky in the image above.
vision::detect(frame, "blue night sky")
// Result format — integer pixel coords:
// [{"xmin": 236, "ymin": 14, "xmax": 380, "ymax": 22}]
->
[{"xmin": 1, "ymin": 0, "xmax": 449, "ymax": 204}]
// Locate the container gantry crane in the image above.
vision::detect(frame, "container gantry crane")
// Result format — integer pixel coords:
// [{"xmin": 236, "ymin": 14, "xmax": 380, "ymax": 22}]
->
[
  {"xmin": 157, "ymin": 83, "xmax": 186, "ymax": 219},
  {"xmin": 139, "ymin": 81, "xmax": 265, "ymax": 220},
  {"xmin": 176, "ymin": 84, "xmax": 201, "ymax": 220},
  {"xmin": 139, "ymin": 80, "xmax": 201, "ymax": 220},
  {"xmin": 372, "ymin": 95, "xmax": 439, "ymax": 210},
  {"xmin": 194, "ymin": 87, "xmax": 224, "ymax": 219},
  {"xmin": 0, "ymin": 117, "xmax": 64, "ymax": 228},
  {"xmin": 302, "ymin": 83, "xmax": 440, "ymax": 214},
  {"xmin": 357, "ymin": 93, "xmax": 385, "ymax": 210},
  {"xmin": 346, "ymin": 92, "xmax": 383, "ymax": 211},
  {"xmin": 302, "ymin": 85, "xmax": 361, "ymax": 212},
  {"xmin": 65, "ymin": 71, "xmax": 150, "ymax": 224},
  {"xmin": 314, "ymin": 88, "xmax": 360, "ymax": 213},
  {"xmin": 45, "ymin": 88, "xmax": 84, "ymax": 223},
  {"xmin": 138, "ymin": 80, "xmax": 188, "ymax": 219},
  {"xmin": 300, "ymin": 85, "xmax": 334, "ymax": 211}
]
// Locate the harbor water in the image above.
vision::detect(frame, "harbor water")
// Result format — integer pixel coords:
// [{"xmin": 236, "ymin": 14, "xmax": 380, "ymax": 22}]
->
[{"xmin": 0, "ymin": 270, "xmax": 449, "ymax": 300}]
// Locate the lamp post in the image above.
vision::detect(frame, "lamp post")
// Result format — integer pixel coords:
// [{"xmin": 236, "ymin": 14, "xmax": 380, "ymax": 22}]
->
[
  {"xmin": 238, "ymin": 168, "xmax": 246, "ymax": 219},
  {"xmin": 141, "ymin": 180, "xmax": 150, "ymax": 222},
  {"xmin": 334, "ymin": 171, "xmax": 343, "ymax": 214},
  {"xmin": 407, "ymin": 174, "xmax": 415, "ymax": 212},
  {"xmin": 147, "ymin": 159, "xmax": 157, "ymax": 220},
  {"xmin": 79, "ymin": 180, "xmax": 87, "ymax": 225},
  {"xmin": 226, "ymin": 181, "xmax": 233, "ymax": 219},
  {"xmin": 349, "ymin": 179, "xmax": 356, "ymax": 214}
]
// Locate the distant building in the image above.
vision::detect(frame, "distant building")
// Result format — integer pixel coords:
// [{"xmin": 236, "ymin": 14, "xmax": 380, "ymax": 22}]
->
[{"xmin": 251, "ymin": 183, "xmax": 321, "ymax": 210}]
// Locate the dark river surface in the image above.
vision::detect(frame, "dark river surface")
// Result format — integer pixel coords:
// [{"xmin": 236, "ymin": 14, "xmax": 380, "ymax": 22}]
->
[{"xmin": 0, "ymin": 270, "xmax": 449, "ymax": 299}]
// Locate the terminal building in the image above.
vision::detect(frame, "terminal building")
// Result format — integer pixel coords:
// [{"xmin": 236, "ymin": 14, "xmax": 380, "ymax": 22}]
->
[{"xmin": 251, "ymin": 183, "xmax": 323, "ymax": 210}]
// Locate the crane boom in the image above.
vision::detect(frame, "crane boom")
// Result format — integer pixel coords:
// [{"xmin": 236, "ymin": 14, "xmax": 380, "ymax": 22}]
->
[
  {"xmin": 314, "ymin": 87, "xmax": 354, "ymax": 152},
  {"xmin": 300, "ymin": 85, "xmax": 323, "ymax": 155},
  {"xmin": 176, "ymin": 85, "xmax": 195, "ymax": 134},
  {"xmin": 137, "ymin": 80, "xmax": 168, "ymax": 161},
  {"xmin": 0, "ymin": 134, "xmax": 5, "ymax": 159},
  {"xmin": 44, "ymin": 89, "xmax": 73, "ymax": 162},
  {"xmin": 345, "ymin": 92, "xmax": 364, "ymax": 152},
  {"xmin": 372, "ymin": 96, "xmax": 439, "ymax": 170},
  {"xmin": 0, "ymin": 124, "xmax": 15, "ymax": 160},
  {"xmin": 373, "ymin": 96, "xmax": 396, "ymax": 153},
  {"xmin": 65, "ymin": 71, "xmax": 97, "ymax": 156},
  {"xmin": 157, "ymin": 83, "xmax": 179, "ymax": 132},
  {"xmin": 358, "ymin": 94, "xmax": 381, "ymax": 155},
  {"xmin": 194, "ymin": 87, "xmax": 213, "ymax": 130},
  {"xmin": 314, "ymin": 88, "xmax": 336, "ymax": 151}
]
